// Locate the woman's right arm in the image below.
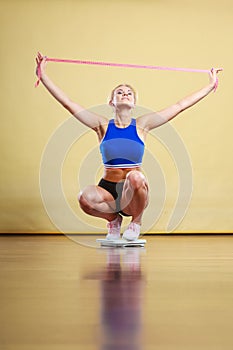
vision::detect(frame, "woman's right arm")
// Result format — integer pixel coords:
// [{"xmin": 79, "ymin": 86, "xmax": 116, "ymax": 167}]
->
[{"xmin": 36, "ymin": 52, "xmax": 107, "ymax": 130}]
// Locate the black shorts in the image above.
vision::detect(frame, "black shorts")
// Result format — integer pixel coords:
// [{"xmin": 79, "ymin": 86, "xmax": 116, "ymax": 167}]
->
[{"xmin": 98, "ymin": 178, "xmax": 131, "ymax": 216}]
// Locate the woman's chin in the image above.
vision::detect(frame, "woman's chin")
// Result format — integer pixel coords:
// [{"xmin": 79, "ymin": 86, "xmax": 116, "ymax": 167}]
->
[{"xmin": 116, "ymin": 101, "xmax": 134, "ymax": 109}]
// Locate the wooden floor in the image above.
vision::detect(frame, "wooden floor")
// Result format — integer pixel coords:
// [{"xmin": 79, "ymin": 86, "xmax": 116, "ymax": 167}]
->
[{"xmin": 0, "ymin": 235, "xmax": 233, "ymax": 350}]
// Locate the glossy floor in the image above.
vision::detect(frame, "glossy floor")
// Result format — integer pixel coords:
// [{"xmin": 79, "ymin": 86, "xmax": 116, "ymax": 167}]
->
[{"xmin": 0, "ymin": 235, "xmax": 233, "ymax": 350}]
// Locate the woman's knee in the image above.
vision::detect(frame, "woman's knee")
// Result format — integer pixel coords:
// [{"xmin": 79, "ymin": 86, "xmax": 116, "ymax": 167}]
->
[
  {"xmin": 126, "ymin": 170, "xmax": 147, "ymax": 190},
  {"xmin": 78, "ymin": 186, "xmax": 97, "ymax": 210}
]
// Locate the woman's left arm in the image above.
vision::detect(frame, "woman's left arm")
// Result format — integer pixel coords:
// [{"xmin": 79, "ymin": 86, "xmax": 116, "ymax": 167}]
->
[{"xmin": 138, "ymin": 68, "xmax": 222, "ymax": 131}]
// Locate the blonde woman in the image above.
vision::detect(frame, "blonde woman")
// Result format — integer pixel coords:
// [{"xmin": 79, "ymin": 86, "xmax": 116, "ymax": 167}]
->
[{"xmin": 36, "ymin": 52, "xmax": 221, "ymax": 240}]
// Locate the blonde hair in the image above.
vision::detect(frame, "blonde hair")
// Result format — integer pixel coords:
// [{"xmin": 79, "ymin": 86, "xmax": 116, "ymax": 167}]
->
[{"xmin": 109, "ymin": 84, "xmax": 137, "ymax": 105}]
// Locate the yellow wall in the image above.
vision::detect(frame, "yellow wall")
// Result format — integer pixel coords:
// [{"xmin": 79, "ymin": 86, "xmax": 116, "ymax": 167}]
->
[{"xmin": 0, "ymin": 0, "xmax": 232, "ymax": 233}]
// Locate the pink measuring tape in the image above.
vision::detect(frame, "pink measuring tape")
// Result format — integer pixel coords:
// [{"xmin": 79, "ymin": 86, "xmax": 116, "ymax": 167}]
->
[{"xmin": 35, "ymin": 57, "xmax": 222, "ymax": 91}]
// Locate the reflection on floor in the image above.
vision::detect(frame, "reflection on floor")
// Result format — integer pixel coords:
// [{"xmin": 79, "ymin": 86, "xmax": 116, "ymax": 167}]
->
[{"xmin": 84, "ymin": 248, "xmax": 145, "ymax": 350}]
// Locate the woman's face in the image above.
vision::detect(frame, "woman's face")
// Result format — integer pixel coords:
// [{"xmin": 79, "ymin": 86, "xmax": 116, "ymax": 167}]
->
[{"xmin": 110, "ymin": 85, "xmax": 135, "ymax": 108}]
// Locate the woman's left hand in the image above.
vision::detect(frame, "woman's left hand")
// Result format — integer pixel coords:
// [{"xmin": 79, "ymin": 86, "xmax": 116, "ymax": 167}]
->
[{"xmin": 209, "ymin": 67, "xmax": 223, "ymax": 88}]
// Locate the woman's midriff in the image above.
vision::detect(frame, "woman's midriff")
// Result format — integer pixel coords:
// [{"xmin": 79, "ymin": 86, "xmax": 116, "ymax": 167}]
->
[{"xmin": 103, "ymin": 167, "xmax": 141, "ymax": 182}]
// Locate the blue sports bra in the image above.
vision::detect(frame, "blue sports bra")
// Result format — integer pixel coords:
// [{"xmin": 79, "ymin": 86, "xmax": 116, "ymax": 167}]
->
[{"xmin": 99, "ymin": 118, "xmax": 145, "ymax": 168}]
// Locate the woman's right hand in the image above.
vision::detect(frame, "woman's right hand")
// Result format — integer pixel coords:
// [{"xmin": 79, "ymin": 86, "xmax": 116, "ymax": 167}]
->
[{"xmin": 35, "ymin": 52, "xmax": 47, "ymax": 77}]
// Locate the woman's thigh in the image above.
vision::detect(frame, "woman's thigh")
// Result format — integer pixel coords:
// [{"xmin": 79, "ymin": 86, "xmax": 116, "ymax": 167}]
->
[{"xmin": 79, "ymin": 185, "xmax": 117, "ymax": 211}]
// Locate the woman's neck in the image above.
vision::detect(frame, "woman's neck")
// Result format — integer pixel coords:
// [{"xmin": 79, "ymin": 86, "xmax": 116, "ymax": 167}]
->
[{"xmin": 114, "ymin": 107, "xmax": 132, "ymax": 127}]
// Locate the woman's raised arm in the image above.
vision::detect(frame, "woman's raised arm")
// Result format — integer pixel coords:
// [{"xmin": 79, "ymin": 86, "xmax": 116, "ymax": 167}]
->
[
  {"xmin": 138, "ymin": 68, "xmax": 222, "ymax": 132},
  {"xmin": 36, "ymin": 52, "xmax": 107, "ymax": 130}
]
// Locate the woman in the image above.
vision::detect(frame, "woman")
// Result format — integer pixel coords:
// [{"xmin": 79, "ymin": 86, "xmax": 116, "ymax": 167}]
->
[{"xmin": 36, "ymin": 52, "xmax": 221, "ymax": 240}]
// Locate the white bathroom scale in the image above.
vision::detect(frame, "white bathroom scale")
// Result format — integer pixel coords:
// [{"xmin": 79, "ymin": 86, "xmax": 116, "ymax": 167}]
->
[{"xmin": 96, "ymin": 238, "xmax": 147, "ymax": 248}]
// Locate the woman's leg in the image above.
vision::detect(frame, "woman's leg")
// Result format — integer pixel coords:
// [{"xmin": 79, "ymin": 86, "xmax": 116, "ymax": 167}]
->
[
  {"xmin": 78, "ymin": 185, "xmax": 123, "ymax": 239},
  {"xmin": 78, "ymin": 185, "xmax": 118, "ymax": 222},
  {"xmin": 120, "ymin": 170, "xmax": 149, "ymax": 240},
  {"xmin": 120, "ymin": 170, "xmax": 149, "ymax": 224}
]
